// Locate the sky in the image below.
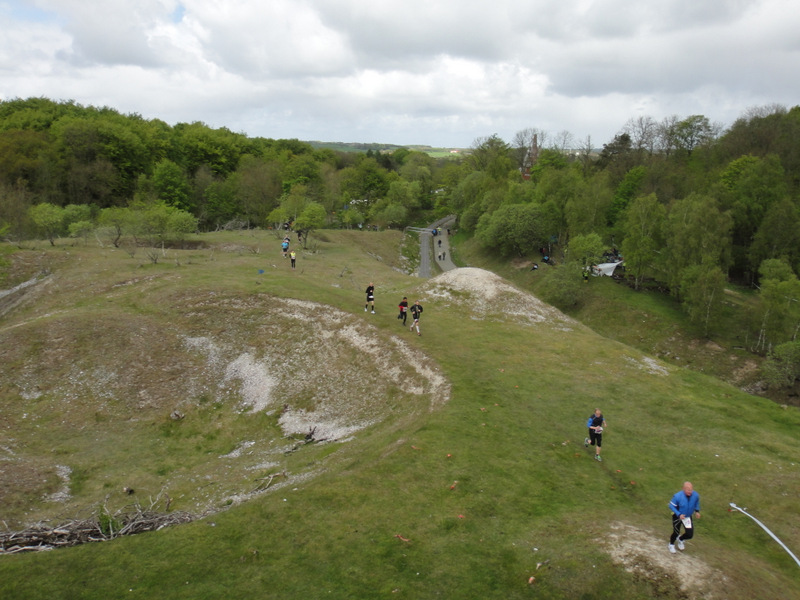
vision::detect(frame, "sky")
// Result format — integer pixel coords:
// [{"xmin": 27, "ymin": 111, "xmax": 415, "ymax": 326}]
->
[{"xmin": 1, "ymin": 0, "xmax": 798, "ymax": 148}]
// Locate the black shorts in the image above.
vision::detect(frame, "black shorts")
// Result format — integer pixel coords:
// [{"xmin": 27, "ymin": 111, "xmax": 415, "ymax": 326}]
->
[{"xmin": 589, "ymin": 429, "xmax": 602, "ymax": 447}]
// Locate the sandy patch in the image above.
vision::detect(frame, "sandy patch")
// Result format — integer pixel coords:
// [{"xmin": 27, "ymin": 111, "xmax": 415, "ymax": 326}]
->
[
  {"xmin": 43, "ymin": 465, "xmax": 72, "ymax": 503},
  {"xmin": 604, "ymin": 522, "xmax": 727, "ymax": 599},
  {"xmin": 182, "ymin": 297, "xmax": 451, "ymax": 446},
  {"xmin": 625, "ymin": 356, "xmax": 670, "ymax": 376},
  {"xmin": 421, "ymin": 267, "xmax": 575, "ymax": 327}
]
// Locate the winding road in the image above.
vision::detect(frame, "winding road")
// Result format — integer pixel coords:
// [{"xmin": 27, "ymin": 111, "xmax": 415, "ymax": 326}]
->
[{"xmin": 410, "ymin": 215, "xmax": 457, "ymax": 278}]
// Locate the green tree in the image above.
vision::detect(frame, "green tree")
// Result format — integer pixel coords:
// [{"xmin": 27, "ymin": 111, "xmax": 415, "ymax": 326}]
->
[
  {"xmin": 469, "ymin": 134, "xmax": 514, "ymax": 181},
  {"xmin": 566, "ymin": 233, "xmax": 605, "ymax": 268},
  {"xmin": 663, "ymin": 193, "xmax": 732, "ymax": 296},
  {"xmin": 621, "ymin": 193, "xmax": 666, "ymax": 290},
  {"xmin": 750, "ymin": 198, "xmax": 800, "ymax": 274},
  {"xmin": 62, "ymin": 204, "xmax": 93, "ymax": 228},
  {"xmin": 267, "ymin": 206, "xmax": 289, "ymax": 230},
  {"xmin": 0, "ymin": 182, "xmax": 35, "ymax": 241},
  {"xmin": 372, "ymin": 202, "xmax": 408, "ymax": 228},
  {"xmin": 537, "ymin": 262, "xmax": 584, "ymax": 309},
  {"xmin": 68, "ymin": 220, "xmax": 94, "ymax": 244},
  {"xmin": 752, "ymin": 260, "xmax": 800, "ymax": 353},
  {"xmin": 672, "ymin": 115, "xmax": 714, "ymax": 156},
  {"xmin": 564, "ymin": 171, "xmax": 612, "ymax": 237},
  {"xmin": 341, "ymin": 207, "xmax": 364, "ymax": 229},
  {"xmin": 202, "ymin": 178, "xmax": 240, "ymax": 229},
  {"xmin": 385, "ymin": 180, "xmax": 419, "ymax": 211},
  {"xmin": 679, "ymin": 264, "xmax": 726, "ymax": 337},
  {"xmin": 294, "ymin": 202, "xmax": 326, "ymax": 248},
  {"xmin": 0, "ymin": 129, "xmax": 48, "ymax": 188},
  {"xmin": 280, "ymin": 184, "xmax": 310, "ymax": 223},
  {"xmin": 718, "ymin": 154, "xmax": 787, "ymax": 280},
  {"xmin": 762, "ymin": 341, "xmax": 800, "ymax": 388},
  {"xmin": 338, "ymin": 157, "xmax": 389, "ymax": 208},
  {"xmin": 174, "ymin": 122, "xmax": 244, "ymax": 177},
  {"xmin": 235, "ymin": 155, "xmax": 283, "ymax": 227},
  {"xmin": 152, "ymin": 159, "xmax": 191, "ymax": 211},
  {"xmin": 475, "ymin": 203, "xmax": 546, "ymax": 257},
  {"xmin": 97, "ymin": 206, "xmax": 132, "ymax": 247},
  {"xmin": 29, "ymin": 202, "xmax": 65, "ymax": 245},
  {"xmin": 128, "ymin": 201, "xmax": 198, "ymax": 261},
  {"xmin": 607, "ymin": 166, "xmax": 646, "ymax": 226}
]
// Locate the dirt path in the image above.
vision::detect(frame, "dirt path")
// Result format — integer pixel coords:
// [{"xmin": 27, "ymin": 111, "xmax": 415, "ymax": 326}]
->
[{"xmin": 604, "ymin": 521, "xmax": 728, "ymax": 599}]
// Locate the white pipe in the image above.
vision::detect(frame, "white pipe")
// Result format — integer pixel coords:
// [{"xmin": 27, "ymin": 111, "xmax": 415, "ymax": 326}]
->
[{"xmin": 729, "ymin": 503, "xmax": 800, "ymax": 568}]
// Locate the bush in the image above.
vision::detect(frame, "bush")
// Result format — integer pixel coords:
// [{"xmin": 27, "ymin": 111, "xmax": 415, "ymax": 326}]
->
[{"xmin": 762, "ymin": 341, "xmax": 800, "ymax": 388}]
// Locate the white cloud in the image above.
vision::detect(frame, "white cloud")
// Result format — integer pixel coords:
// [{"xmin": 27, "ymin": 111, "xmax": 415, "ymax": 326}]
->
[{"xmin": 0, "ymin": 0, "xmax": 799, "ymax": 147}]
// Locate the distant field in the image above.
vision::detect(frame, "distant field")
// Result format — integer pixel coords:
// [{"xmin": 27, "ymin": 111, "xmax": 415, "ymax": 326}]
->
[{"xmin": 307, "ymin": 140, "xmax": 466, "ymax": 157}]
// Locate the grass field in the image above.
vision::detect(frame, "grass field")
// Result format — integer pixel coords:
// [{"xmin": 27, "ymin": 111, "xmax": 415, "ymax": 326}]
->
[{"xmin": 1, "ymin": 229, "xmax": 799, "ymax": 599}]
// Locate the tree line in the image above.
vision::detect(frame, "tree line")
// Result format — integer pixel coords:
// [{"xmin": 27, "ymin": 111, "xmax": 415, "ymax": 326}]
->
[{"xmin": 2, "ymin": 97, "xmax": 800, "ymax": 377}]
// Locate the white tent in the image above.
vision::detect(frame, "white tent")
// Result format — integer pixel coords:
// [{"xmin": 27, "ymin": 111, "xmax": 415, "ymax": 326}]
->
[{"xmin": 592, "ymin": 262, "xmax": 624, "ymax": 277}]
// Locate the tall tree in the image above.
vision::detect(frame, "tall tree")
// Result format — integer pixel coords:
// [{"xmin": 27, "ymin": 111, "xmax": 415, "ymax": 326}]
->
[
  {"xmin": 620, "ymin": 193, "xmax": 666, "ymax": 290},
  {"xmin": 663, "ymin": 193, "xmax": 732, "ymax": 296},
  {"xmin": 469, "ymin": 134, "xmax": 514, "ymax": 181},
  {"xmin": 294, "ymin": 202, "xmax": 327, "ymax": 248},
  {"xmin": 29, "ymin": 202, "xmax": 64, "ymax": 245},
  {"xmin": 475, "ymin": 203, "xmax": 546, "ymax": 257},
  {"xmin": 680, "ymin": 264, "xmax": 727, "ymax": 337}
]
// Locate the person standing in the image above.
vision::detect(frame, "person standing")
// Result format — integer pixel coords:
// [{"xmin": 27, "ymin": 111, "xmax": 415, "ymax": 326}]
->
[
  {"xmin": 584, "ymin": 408, "xmax": 606, "ymax": 462},
  {"xmin": 365, "ymin": 282, "xmax": 375, "ymax": 313},
  {"xmin": 409, "ymin": 300, "xmax": 423, "ymax": 335},
  {"xmin": 289, "ymin": 250, "xmax": 296, "ymax": 270},
  {"xmin": 397, "ymin": 297, "xmax": 409, "ymax": 325},
  {"xmin": 668, "ymin": 482, "xmax": 701, "ymax": 554}
]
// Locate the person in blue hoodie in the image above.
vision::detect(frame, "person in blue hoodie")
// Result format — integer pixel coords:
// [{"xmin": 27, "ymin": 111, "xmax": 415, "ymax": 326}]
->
[
  {"xmin": 583, "ymin": 409, "xmax": 606, "ymax": 462},
  {"xmin": 668, "ymin": 481, "xmax": 701, "ymax": 553}
]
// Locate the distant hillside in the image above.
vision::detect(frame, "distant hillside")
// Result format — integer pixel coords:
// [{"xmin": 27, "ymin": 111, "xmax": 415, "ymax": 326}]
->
[{"xmin": 307, "ymin": 140, "xmax": 466, "ymax": 157}]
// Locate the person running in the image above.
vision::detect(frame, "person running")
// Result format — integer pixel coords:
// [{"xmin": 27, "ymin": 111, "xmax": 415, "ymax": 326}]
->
[
  {"xmin": 289, "ymin": 250, "xmax": 296, "ymax": 269},
  {"xmin": 281, "ymin": 238, "xmax": 289, "ymax": 258},
  {"xmin": 397, "ymin": 296, "xmax": 409, "ymax": 325},
  {"xmin": 584, "ymin": 408, "xmax": 606, "ymax": 461},
  {"xmin": 365, "ymin": 282, "xmax": 375, "ymax": 313},
  {"xmin": 669, "ymin": 482, "xmax": 701, "ymax": 554},
  {"xmin": 409, "ymin": 300, "xmax": 423, "ymax": 335}
]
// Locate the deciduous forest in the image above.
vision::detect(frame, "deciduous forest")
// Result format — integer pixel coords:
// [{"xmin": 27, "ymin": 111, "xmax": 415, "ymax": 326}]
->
[{"xmin": 2, "ymin": 97, "xmax": 800, "ymax": 376}]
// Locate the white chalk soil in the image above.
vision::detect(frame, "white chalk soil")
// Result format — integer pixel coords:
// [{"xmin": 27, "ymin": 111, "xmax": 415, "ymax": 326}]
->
[{"xmin": 604, "ymin": 522, "xmax": 728, "ymax": 599}]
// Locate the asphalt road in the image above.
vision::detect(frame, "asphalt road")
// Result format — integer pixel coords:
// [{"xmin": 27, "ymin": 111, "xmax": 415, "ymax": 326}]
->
[{"xmin": 418, "ymin": 215, "xmax": 456, "ymax": 278}]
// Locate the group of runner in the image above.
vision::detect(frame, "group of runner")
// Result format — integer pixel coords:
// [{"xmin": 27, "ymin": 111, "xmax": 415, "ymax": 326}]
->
[
  {"xmin": 583, "ymin": 409, "xmax": 701, "ymax": 555},
  {"xmin": 365, "ymin": 283, "xmax": 424, "ymax": 335},
  {"xmin": 280, "ymin": 236, "xmax": 297, "ymax": 269}
]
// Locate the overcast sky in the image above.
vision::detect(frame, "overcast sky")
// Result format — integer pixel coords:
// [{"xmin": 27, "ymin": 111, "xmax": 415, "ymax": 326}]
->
[{"xmin": 1, "ymin": 0, "xmax": 798, "ymax": 148}]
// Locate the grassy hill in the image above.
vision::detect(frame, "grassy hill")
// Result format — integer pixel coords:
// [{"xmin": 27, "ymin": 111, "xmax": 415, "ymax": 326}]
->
[{"xmin": 1, "ymin": 230, "xmax": 799, "ymax": 599}]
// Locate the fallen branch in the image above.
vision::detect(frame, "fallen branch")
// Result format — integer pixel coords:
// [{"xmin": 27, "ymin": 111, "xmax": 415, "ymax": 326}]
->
[{"xmin": 0, "ymin": 497, "xmax": 195, "ymax": 554}]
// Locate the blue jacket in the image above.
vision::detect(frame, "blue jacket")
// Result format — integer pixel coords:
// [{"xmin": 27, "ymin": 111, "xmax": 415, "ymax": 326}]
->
[{"xmin": 669, "ymin": 490, "xmax": 700, "ymax": 517}]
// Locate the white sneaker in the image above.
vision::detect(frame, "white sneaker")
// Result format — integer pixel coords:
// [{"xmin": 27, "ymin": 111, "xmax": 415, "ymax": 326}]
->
[
  {"xmin": 668, "ymin": 544, "xmax": 676, "ymax": 554},
  {"xmin": 365, "ymin": 308, "xmax": 368, "ymax": 312},
  {"xmin": 371, "ymin": 311, "xmax": 375, "ymax": 314},
  {"xmin": 595, "ymin": 455, "xmax": 602, "ymax": 462},
  {"xmin": 677, "ymin": 539, "xmax": 685, "ymax": 551},
  {"xmin": 584, "ymin": 438, "xmax": 589, "ymax": 447}
]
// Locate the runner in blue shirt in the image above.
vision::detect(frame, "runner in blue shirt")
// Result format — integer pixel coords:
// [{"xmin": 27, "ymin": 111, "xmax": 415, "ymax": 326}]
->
[{"xmin": 668, "ymin": 481, "xmax": 701, "ymax": 553}]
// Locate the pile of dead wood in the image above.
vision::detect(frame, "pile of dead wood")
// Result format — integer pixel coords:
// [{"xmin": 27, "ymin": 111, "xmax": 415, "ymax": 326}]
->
[{"xmin": 0, "ymin": 495, "xmax": 194, "ymax": 554}]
